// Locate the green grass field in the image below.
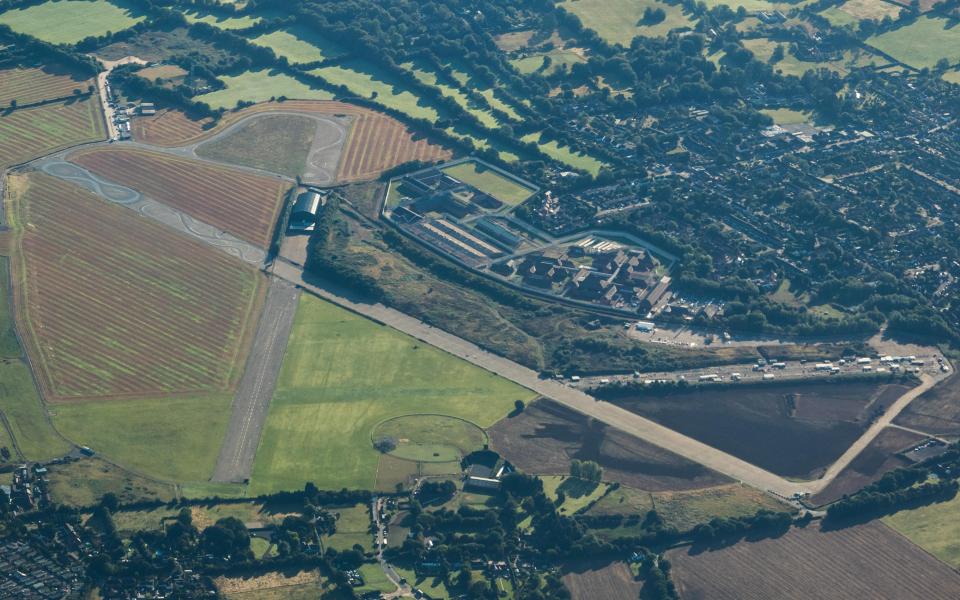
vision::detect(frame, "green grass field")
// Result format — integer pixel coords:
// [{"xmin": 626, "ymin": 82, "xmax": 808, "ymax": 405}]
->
[
  {"xmin": 324, "ymin": 503, "xmax": 372, "ymax": 551},
  {"xmin": 511, "ymin": 49, "xmax": 587, "ymax": 76},
  {"xmin": 311, "ymin": 60, "xmax": 439, "ymax": 122},
  {"xmin": 0, "ymin": 259, "xmax": 19, "ymax": 358},
  {"xmin": 559, "ymin": 0, "xmax": 694, "ymax": 45},
  {"xmin": 249, "ymin": 295, "xmax": 535, "ymax": 493},
  {"xmin": 51, "ymin": 394, "xmax": 233, "ymax": 483},
  {"xmin": 868, "ymin": 17, "xmax": 960, "ymax": 69},
  {"xmin": 196, "ymin": 114, "xmax": 316, "ymax": 177},
  {"xmin": 542, "ymin": 476, "xmax": 611, "ymax": 515},
  {"xmin": 357, "ymin": 564, "xmax": 395, "ymax": 594},
  {"xmin": 181, "ymin": 9, "xmax": 261, "ymax": 30},
  {"xmin": 198, "ymin": 70, "xmax": 333, "ymax": 109},
  {"xmin": 46, "ymin": 457, "xmax": 175, "ymax": 506},
  {"xmin": 0, "ymin": 0, "xmax": 146, "ymax": 44},
  {"xmin": 761, "ymin": 108, "xmax": 811, "ymax": 126},
  {"xmin": 821, "ymin": 0, "xmax": 902, "ymax": 28},
  {"xmin": 248, "ymin": 28, "xmax": 345, "ymax": 64},
  {"xmin": 441, "ymin": 161, "xmax": 536, "ymax": 206},
  {"xmin": 406, "ymin": 63, "xmax": 501, "ymax": 129},
  {"xmin": 522, "ymin": 131, "xmax": 606, "ymax": 175},
  {"xmin": 373, "ymin": 414, "xmax": 487, "ymax": 462},
  {"xmin": 884, "ymin": 493, "xmax": 960, "ymax": 567},
  {"xmin": 0, "ymin": 360, "xmax": 72, "ymax": 461},
  {"xmin": 743, "ymin": 38, "xmax": 880, "ymax": 76}
]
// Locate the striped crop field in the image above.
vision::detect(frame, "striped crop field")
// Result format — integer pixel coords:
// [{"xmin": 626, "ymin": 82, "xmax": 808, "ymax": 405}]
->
[
  {"xmin": 7, "ymin": 172, "xmax": 265, "ymax": 401},
  {"xmin": 0, "ymin": 97, "xmax": 105, "ymax": 169},
  {"xmin": 0, "ymin": 65, "xmax": 93, "ymax": 108},
  {"xmin": 337, "ymin": 110, "xmax": 452, "ymax": 182},
  {"xmin": 69, "ymin": 147, "xmax": 289, "ymax": 248},
  {"xmin": 129, "ymin": 100, "xmax": 451, "ymax": 181}
]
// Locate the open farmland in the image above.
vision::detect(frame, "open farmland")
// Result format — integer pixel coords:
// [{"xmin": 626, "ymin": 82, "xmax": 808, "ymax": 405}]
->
[
  {"xmin": 895, "ymin": 374, "xmax": 960, "ymax": 435},
  {"xmin": 0, "ymin": 0, "xmax": 146, "ymax": 44},
  {"xmin": 488, "ymin": 399, "xmax": 729, "ymax": 491},
  {"xmin": 810, "ymin": 426, "xmax": 922, "ymax": 506},
  {"xmin": 248, "ymin": 28, "xmax": 345, "ymax": 64},
  {"xmin": 884, "ymin": 490, "xmax": 960, "ymax": 567},
  {"xmin": 558, "ymin": 0, "xmax": 694, "ymax": 45},
  {"xmin": 181, "ymin": 8, "xmax": 262, "ymax": 30},
  {"xmin": 0, "ymin": 97, "xmax": 105, "ymax": 169},
  {"xmin": 248, "ymin": 295, "xmax": 535, "ymax": 494},
  {"xmin": 821, "ymin": 0, "xmax": 902, "ymax": 27},
  {"xmin": 310, "ymin": 60, "xmax": 440, "ymax": 122},
  {"xmin": 868, "ymin": 16, "xmax": 960, "ymax": 69},
  {"xmin": 337, "ymin": 110, "xmax": 452, "ymax": 182},
  {"xmin": 522, "ymin": 131, "xmax": 606, "ymax": 175},
  {"xmin": 198, "ymin": 69, "xmax": 333, "ymax": 109},
  {"xmin": 7, "ymin": 172, "xmax": 264, "ymax": 400},
  {"xmin": 613, "ymin": 381, "xmax": 907, "ymax": 479},
  {"xmin": 667, "ymin": 521, "xmax": 960, "ymax": 599},
  {"xmin": 69, "ymin": 147, "xmax": 289, "ymax": 248},
  {"xmin": 562, "ymin": 560, "xmax": 642, "ymax": 600},
  {"xmin": 0, "ymin": 64, "xmax": 93, "ymax": 108}
]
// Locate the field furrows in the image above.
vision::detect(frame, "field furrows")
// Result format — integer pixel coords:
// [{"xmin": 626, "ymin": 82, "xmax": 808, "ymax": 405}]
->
[
  {"xmin": 337, "ymin": 112, "xmax": 450, "ymax": 182},
  {"xmin": 11, "ymin": 174, "xmax": 263, "ymax": 400},
  {"xmin": 69, "ymin": 148, "xmax": 288, "ymax": 248},
  {"xmin": 0, "ymin": 97, "xmax": 104, "ymax": 168},
  {"xmin": 0, "ymin": 66, "xmax": 91, "ymax": 107}
]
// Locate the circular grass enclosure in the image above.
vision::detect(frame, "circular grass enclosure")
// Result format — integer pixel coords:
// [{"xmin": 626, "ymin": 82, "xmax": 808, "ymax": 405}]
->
[{"xmin": 372, "ymin": 414, "xmax": 487, "ymax": 463}]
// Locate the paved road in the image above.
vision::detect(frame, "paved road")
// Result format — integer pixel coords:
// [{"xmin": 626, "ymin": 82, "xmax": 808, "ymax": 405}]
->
[
  {"xmin": 271, "ymin": 260, "xmax": 948, "ymax": 498},
  {"xmin": 212, "ymin": 278, "xmax": 300, "ymax": 483}
]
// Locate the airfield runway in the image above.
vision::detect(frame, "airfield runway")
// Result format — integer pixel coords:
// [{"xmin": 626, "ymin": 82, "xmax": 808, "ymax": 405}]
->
[{"xmin": 211, "ymin": 277, "xmax": 300, "ymax": 483}]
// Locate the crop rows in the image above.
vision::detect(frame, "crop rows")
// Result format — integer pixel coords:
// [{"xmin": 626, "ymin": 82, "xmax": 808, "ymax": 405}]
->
[
  {"xmin": 11, "ymin": 173, "xmax": 263, "ymax": 401},
  {"xmin": 0, "ymin": 97, "xmax": 105, "ymax": 169},
  {"xmin": 0, "ymin": 65, "xmax": 91, "ymax": 108},
  {"xmin": 70, "ymin": 148, "xmax": 289, "ymax": 248},
  {"xmin": 337, "ymin": 111, "xmax": 451, "ymax": 183}
]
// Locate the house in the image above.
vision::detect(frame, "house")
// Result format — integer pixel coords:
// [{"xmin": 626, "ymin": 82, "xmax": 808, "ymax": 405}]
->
[{"xmin": 288, "ymin": 191, "xmax": 323, "ymax": 232}]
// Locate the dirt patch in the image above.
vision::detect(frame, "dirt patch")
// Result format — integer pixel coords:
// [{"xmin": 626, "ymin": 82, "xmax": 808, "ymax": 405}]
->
[
  {"xmin": 810, "ymin": 427, "xmax": 924, "ymax": 506},
  {"xmin": 895, "ymin": 373, "xmax": 960, "ymax": 435},
  {"xmin": 488, "ymin": 399, "xmax": 728, "ymax": 491},
  {"xmin": 612, "ymin": 381, "xmax": 905, "ymax": 479},
  {"xmin": 561, "ymin": 560, "xmax": 641, "ymax": 600},
  {"xmin": 668, "ymin": 520, "xmax": 960, "ymax": 599},
  {"xmin": 215, "ymin": 569, "xmax": 321, "ymax": 595}
]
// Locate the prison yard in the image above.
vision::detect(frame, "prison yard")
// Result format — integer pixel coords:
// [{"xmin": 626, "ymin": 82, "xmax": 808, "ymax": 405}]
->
[{"xmin": 4, "ymin": 0, "xmax": 960, "ymax": 597}]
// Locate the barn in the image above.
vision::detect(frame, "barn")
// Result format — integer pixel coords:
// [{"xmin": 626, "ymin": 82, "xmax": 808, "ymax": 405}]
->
[{"xmin": 288, "ymin": 190, "xmax": 322, "ymax": 232}]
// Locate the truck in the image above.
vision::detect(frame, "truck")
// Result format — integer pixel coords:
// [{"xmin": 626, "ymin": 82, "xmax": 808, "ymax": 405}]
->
[
  {"xmin": 762, "ymin": 373, "xmax": 775, "ymax": 380},
  {"xmin": 699, "ymin": 374, "xmax": 720, "ymax": 382},
  {"xmin": 771, "ymin": 362, "xmax": 787, "ymax": 369},
  {"xmin": 814, "ymin": 363, "xmax": 833, "ymax": 371}
]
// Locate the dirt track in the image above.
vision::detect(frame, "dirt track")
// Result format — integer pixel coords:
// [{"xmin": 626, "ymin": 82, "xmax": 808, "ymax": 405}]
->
[
  {"xmin": 270, "ymin": 260, "xmax": 945, "ymax": 498},
  {"xmin": 211, "ymin": 278, "xmax": 300, "ymax": 483}
]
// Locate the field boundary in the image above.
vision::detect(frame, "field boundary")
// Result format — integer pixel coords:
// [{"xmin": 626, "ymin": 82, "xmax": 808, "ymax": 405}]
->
[{"xmin": 369, "ymin": 412, "xmax": 488, "ymax": 463}]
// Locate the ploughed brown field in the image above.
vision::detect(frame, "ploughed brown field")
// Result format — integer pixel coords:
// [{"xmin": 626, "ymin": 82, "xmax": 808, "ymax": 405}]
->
[
  {"xmin": 0, "ymin": 64, "xmax": 93, "ymax": 107},
  {"xmin": 488, "ymin": 399, "xmax": 728, "ymax": 491},
  {"xmin": 8, "ymin": 173, "xmax": 264, "ymax": 400},
  {"xmin": 0, "ymin": 97, "xmax": 105, "ymax": 169},
  {"xmin": 562, "ymin": 560, "xmax": 641, "ymax": 600},
  {"xmin": 69, "ymin": 147, "xmax": 288, "ymax": 248},
  {"xmin": 611, "ymin": 381, "xmax": 910, "ymax": 479},
  {"xmin": 129, "ymin": 100, "xmax": 451, "ymax": 181},
  {"xmin": 895, "ymin": 373, "xmax": 960, "ymax": 436},
  {"xmin": 668, "ymin": 520, "xmax": 960, "ymax": 599},
  {"xmin": 810, "ymin": 426, "xmax": 922, "ymax": 506}
]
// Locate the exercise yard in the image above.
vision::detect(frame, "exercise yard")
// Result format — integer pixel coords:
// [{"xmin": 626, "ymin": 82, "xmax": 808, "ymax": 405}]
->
[{"xmin": 249, "ymin": 296, "xmax": 535, "ymax": 494}]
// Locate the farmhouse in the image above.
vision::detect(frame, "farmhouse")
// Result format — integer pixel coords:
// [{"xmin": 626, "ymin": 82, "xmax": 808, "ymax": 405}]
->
[{"xmin": 288, "ymin": 190, "xmax": 323, "ymax": 232}]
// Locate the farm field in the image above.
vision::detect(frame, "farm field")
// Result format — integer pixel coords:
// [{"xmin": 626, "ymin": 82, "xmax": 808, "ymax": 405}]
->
[
  {"xmin": 821, "ymin": 0, "xmax": 902, "ymax": 28},
  {"xmin": 69, "ymin": 147, "xmax": 289, "ymax": 248},
  {"xmin": 0, "ymin": 360, "xmax": 72, "ymax": 461},
  {"xmin": 0, "ymin": 0, "xmax": 146, "ymax": 44},
  {"xmin": 52, "ymin": 394, "xmax": 233, "ymax": 483},
  {"xmin": 406, "ymin": 63, "xmax": 501, "ymax": 129},
  {"xmin": 558, "ymin": 0, "xmax": 694, "ymax": 45},
  {"xmin": 215, "ymin": 570, "xmax": 325, "ymax": 600},
  {"xmin": 0, "ymin": 97, "xmax": 105, "ymax": 169},
  {"xmin": 337, "ymin": 110, "xmax": 452, "ymax": 182},
  {"xmin": 0, "ymin": 259, "xmax": 19, "ymax": 358},
  {"xmin": 884, "ymin": 491, "xmax": 960, "ymax": 567},
  {"xmin": 742, "ymin": 38, "xmax": 881, "ymax": 76},
  {"xmin": 0, "ymin": 64, "xmax": 92, "ymax": 108},
  {"xmin": 667, "ymin": 521, "xmax": 960, "ymax": 598},
  {"xmin": 198, "ymin": 69, "xmax": 334, "ymax": 109},
  {"xmin": 613, "ymin": 381, "xmax": 905, "ymax": 479},
  {"xmin": 7, "ymin": 172, "xmax": 265, "ymax": 400},
  {"xmin": 542, "ymin": 476, "xmax": 611, "ymax": 515},
  {"xmin": 512, "ymin": 49, "xmax": 587, "ymax": 76},
  {"xmin": 248, "ymin": 295, "xmax": 535, "ymax": 494},
  {"xmin": 310, "ymin": 60, "xmax": 440, "ymax": 122},
  {"xmin": 586, "ymin": 483, "xmax": 787, "ymax": 532},
  {"xmin": 562, "ymin": 560, "xmax": 641, "ymax": 600},
  {"xmin": 867, "ymin": 16, "xmax": 960, "ymax": 69},
  {"xmin": 181, "ymin": 8, "xmax": 262, "ymax": 30},
  {"xmin": 248, "ymin": 28, "xmax": 345, "ymax": 64},
  {"xmin": 488, "ymin": 399, "xmax": 729, "ymax": 491},
  {"xmin": 441, "ymin": 161, "xmax": 536, "ymax": 206},
  {"xmin": 324, "ymin": 503, "xmax": 373, "ymax": 552},
  {"xmin": 810, "ymin": 426, "xmax": 921, "ymax": 506},
  {"xmin": 895, "ymin": 374, "xmax": 960, "ymax": 435},
  {"xmin": 195, "ymin": 114, "xmax": 317, "ymax": 178},
  {"xmin": 522, "ymin": 131, "xmax": 605, "ymax": 175},
  {"xmin": 373, "ymin": 414, "xmax": 487, "ymax": 463}
]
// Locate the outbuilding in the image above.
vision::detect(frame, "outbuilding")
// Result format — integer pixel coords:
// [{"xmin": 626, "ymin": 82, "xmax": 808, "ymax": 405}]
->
[{"xmin": 288, "ymin": 191, "xmax": 323, "ymax": 232}]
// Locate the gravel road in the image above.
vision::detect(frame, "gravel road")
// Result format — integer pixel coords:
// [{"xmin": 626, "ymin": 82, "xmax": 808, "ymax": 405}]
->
[{"xmin": 211, "ymin": 278, "xmax": 300, "ymax": 483}]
